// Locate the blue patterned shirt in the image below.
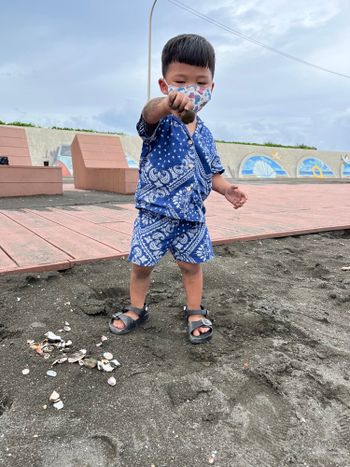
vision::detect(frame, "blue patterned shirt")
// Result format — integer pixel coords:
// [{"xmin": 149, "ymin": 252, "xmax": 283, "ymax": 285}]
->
[{"xmin": 135, "ymin": 114, "xmax": 224, "ymax": 222}]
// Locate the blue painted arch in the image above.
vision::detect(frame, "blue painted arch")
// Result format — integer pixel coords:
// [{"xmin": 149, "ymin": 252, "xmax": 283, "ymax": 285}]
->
[{"xmin": 239, "ymin": 154, "xmax": 289, "ymax": 178}]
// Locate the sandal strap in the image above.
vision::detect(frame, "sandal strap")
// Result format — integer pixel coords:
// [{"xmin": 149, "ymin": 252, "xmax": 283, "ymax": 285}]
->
[
  {"xmin": 123, "ymin": 304, "xmax": 148, "ymax": 317},
  {"xmin": 111, "ymin": 312, "xmax": 136, "ymax": 328},
  {"xmin": 188, "ymin": 318, "xmax": 212, "ymax": 335},
  {"xmin": 184, "ymin": 305, "xmax": 208, "ymax": 320}
]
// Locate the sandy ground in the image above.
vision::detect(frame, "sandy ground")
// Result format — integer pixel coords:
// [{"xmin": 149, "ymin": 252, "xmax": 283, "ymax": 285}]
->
[{"xmin": 0, "ymin": 227, "xmax": 350, "ymax": 466}]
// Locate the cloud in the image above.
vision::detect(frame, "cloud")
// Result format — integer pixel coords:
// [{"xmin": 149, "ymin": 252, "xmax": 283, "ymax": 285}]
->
[{"xmin": 0, "ymin": 0, "xmax": 349, "ymax": 151}]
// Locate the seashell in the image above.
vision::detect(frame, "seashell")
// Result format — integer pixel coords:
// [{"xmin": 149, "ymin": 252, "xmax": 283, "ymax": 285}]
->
[
  {"xmin": 97, "ymin": 361, "xmax": 114, "ymax": 372},
  {"xmin": 49, "ymin": 391, "xmax": 60, "ymax": 402},
  {"xmin": 53, "ymin": 400, "xmax": 64, "ymax": 410},
  {"xmin": 103, "ymin": 352, "xmax": 113, "ymax": 361},
  {"xmin": 42, "ymin": 344, "xmax": 55, "ymax": 353},
  {"xmin": 22, "ymin": 368, "xmax": 30, "ymax": 375},
  {"xmin": 64, "ymin": 321, "xmax": 70, "ymax": 326},
  {"xmin": 52, "ymin": 357, "xmax": 67, "ymax": 365},
  {"xmin": 107, "ymin": 376, "xmax": 116, "ymax": 386},
  {"xmin": 45, "ymin": 331, "xmax": 62, "ymax": 343},
  {"xmin": 46, "ymin": 370, "xmax": 57, "ymax": 377},
  {"xmin": 63, "ymin": 326, "xmax": 71, "ymax": 332},
  {"xmin": 42, "ymin": 405, "xmax": 48, "ymax": 410},
  {"xmin": 83, "ymin": 358, "xmax": 97, "ymax": 369},
  {"xmin": 101, "ymin": 335, "xmax": 108, "ymax": 342},
  {"xmin": 96, "ymin": 342, "xmax": 102, "ymax": 347},
  {"xmin": 68, "ymin": 350, "xmax": 86, "ymax": 363},
  {"xmin": 65, "ymin": 340, "xmax": 72, "ymax": 347},
  {"xmin": 110, "ymin": 359, "xmax": 121, "ymax": 368}
]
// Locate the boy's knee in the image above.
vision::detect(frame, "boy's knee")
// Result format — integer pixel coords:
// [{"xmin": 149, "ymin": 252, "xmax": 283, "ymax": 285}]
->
[
  {"xmin": 177, "ymin": 261, "xmax": 201, "ymax": 275},
  {"xmin": 131, "ymin": 264, "xmax": 153, "ymax": 279}
]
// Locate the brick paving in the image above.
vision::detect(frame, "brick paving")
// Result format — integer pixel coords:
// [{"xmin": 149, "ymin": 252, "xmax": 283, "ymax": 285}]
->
[{"xmin": 0, "ymin": 184, "xmax": 349, "ymax": 274}]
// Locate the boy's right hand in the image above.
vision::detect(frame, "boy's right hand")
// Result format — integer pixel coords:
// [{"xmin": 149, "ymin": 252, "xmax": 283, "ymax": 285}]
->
[{"xmin": 166, "ymin": 91, "xmax": 194, "ymax": 116}]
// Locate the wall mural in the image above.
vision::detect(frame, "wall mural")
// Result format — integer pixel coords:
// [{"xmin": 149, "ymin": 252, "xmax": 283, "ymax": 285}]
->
[
  {"xmin": 341, "ymin": 154, "xmax": 350, "ymax": 177},
  {"xmin": 240, "ymin": 154, "xmax": 288, "ymax": 178},
  {"xmin": 298, "ymin": 157, "xmax": 334, "ymax": 178},
  {"xmin": 52, "ymin": 144, "xmax": 73, "ymax": 176}
]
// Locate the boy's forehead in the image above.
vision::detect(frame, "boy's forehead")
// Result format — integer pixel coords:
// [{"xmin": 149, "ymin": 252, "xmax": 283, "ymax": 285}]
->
[{"xmin": 165, "ymin": 61, "xmax": 212, "ymax": 79}]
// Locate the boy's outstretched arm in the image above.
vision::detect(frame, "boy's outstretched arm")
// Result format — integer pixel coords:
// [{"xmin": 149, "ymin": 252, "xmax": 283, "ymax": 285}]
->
[
  {"xmin": 142, "ymin": 93, "xmax": 194, "ymax": 125},
  {"xmin": 212, "ymin": 173, "xmax": 248, "ymax": 209}
]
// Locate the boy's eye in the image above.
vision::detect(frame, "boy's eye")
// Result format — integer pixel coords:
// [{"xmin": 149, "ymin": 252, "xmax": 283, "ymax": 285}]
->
[{"xmin": 198, "ymin": 82, "xmax": 208, "ymax": 86}]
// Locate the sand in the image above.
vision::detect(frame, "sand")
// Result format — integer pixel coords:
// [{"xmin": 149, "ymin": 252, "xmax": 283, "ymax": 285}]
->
[{"xmin": 0, "ymin": 228, "xmax": 350, "ymax": 466}]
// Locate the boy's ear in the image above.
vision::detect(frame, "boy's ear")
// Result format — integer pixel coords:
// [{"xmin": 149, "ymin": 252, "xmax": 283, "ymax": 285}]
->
[{"xmin": 159, "ymin": 78, "xmax": 168, "ymax": 95}]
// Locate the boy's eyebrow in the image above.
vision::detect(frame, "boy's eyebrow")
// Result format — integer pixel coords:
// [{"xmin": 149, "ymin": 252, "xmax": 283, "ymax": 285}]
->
[{"xmin": 172, "ymin": 74, "xmax": 210, "ymax": 79}]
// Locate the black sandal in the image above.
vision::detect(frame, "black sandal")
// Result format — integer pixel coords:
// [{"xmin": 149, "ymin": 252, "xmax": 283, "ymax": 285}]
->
[
  {"xmin": 109, "ymin": 305, "xmax": 149, "ymax": 335},
  {"xmin": 183, "ymin": 306, "xmax": 213, "ymax": 344}
]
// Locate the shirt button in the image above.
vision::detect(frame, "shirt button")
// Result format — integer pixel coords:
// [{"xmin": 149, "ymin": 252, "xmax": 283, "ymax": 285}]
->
[
  {"xmin": 187, "ymin": 186, "xmax": 192, "ymax": 191},
  {"xmin": 188, "ymin": 140, "xmax": 193, "ymax": 146},
  {"xmin": 188, "ymin": 163, "xmax": 193, "ymax": 169}
]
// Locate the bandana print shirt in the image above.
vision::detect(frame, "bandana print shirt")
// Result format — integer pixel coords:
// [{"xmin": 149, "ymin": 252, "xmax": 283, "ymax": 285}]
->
[{"xmin": 135, "ymin": 114, "xmax": 225, "ymax": 223}]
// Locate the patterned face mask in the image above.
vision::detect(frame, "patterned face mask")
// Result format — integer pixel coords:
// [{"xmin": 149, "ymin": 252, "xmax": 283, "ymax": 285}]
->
[{"xmin": 165, "ymin": 81, "xmax": 212, "ymax": 113}]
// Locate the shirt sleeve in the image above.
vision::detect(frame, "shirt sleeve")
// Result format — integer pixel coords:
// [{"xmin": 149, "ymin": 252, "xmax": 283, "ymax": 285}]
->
[
  {"xmin": 211, "ymin": 141, "xmax": 225, "ymax": 175},
  {"xmin": 136, "ymin": 114, "xmax": 161, "ymax": 144}
]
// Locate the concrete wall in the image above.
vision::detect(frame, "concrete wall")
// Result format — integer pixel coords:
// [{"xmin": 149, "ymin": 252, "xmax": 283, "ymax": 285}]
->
[{"xmin": 3, "ymin": 125, "xmax": 349, "ymax": 180}]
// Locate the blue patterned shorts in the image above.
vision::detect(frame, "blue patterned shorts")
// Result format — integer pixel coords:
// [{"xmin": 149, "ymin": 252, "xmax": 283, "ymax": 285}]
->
[{"xmin": 128, "ymin": 209, "xmax": 214, "ymax": 266}]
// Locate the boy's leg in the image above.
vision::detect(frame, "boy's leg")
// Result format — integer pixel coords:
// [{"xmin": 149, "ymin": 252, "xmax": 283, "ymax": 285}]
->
[
  {"xmin": 111, "ymin": 264, "xmax": 153, "ymax": 330},
  {"xmin": 177, "ymin": 261, "xmax": 210, "ymax": 337}
]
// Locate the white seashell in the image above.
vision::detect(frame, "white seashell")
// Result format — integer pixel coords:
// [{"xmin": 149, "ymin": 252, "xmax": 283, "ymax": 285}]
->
[
  {"xmin": 53, "ymin": 400, "xmax": 64, "ymax": 410},
  {"xmin": 68, "ymin": 351, "xmax": 86, "ymax": 363},
  {"xmin": 52, "ymin": 357, "xmax": 67, "ymax": 365},
  {"xmin": 97, "ymin": 361, "xmax": 114, "ymax": 372},
  {"xmin": 96, "ymin": 342, "xmax": 102, "ymax": 347},
  {"xmin": 46, "ymin": 370, "xmax": 57, "ymax": 377},
  {"xmin": 45, "ymin": 331, "xmax": 62, "ymax": 342},
  {"xmin": 22, "ymin": 368, "xmax": 30, "ymax": 375},
  {"xmin": 49, "ymin": 391, "xmax": 60, "ymax": 402},
  {"xmin": 63, "ymin": 326, "xmax": 71, "ymax": 332},
  {"xmin": 64, "ymin": 321, "xmax": 70, "ymax": 326},
  {"xmin": 107, "ymin": 377, "xmax": 116, "ymax": 386},
  {"xmin": 253, "ymin": 159, "xmax": 277, "ymax": 178},
  {"xmin": 103, "ymin": 352, "xmax": 113, "ymax": 361},
  {"xmin": 101, "ymin": 336, "xmax": 108, "ymax": 342}
]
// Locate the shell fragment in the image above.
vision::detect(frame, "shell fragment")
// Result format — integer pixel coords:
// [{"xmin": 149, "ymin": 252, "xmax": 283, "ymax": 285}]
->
[
  {"xmin": 103, "ymin": 352, "xmax": 113, "ymax": 361},
  {"xmin": 107, "ymin": 376, "xmax": 116, "ymax": 386},
  {"xmin": 49, "ymin": 391, "xmax": 60, "ymax": 403},
  {"xmin": 45, "ymin": 331, "xmax": 62, "ymax": 343}
]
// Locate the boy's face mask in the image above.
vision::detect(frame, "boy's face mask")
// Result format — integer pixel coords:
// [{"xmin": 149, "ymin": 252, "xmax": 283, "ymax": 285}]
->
[{"xmin": 165, "ymin": 81, "xmax": 212, "ymax": 113}]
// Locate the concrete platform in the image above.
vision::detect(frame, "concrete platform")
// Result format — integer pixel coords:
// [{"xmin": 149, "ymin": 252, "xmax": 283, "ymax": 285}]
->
[{"xmin": 0, "ymin": 184, "xmax": 349, "ymax": 274}]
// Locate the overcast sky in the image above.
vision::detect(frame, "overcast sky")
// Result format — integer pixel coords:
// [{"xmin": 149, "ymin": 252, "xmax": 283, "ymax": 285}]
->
[{"xmin": 1, "ymin": 0, "xmax": 349, "ymax": 151}]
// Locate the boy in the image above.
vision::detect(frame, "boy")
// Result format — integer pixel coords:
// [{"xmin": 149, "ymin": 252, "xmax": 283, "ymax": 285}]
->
[{"xmin": 109, "ymin": 34, "xmax": 247, "ymax": 344}]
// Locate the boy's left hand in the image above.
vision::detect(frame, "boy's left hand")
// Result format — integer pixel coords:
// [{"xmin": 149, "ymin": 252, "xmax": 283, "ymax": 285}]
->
[{"xmin": 224, "ymin": 185, "xmax": 248, "ymax": 209}]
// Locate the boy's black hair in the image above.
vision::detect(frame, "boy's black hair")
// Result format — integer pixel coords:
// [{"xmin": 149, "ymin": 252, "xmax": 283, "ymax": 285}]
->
[{"xmin": 162, "ymin": 34, "xmax": 215, "ymax": 78}]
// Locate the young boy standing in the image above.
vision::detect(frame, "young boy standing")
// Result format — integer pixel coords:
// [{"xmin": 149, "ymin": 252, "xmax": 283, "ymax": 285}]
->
[{"xmin": 109, "ymin": 34, "xmax": 247, "ymax": 344}]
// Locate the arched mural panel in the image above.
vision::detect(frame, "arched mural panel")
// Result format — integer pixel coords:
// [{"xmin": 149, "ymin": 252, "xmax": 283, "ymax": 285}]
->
[
  {"xmin": 240, "ymin": 154, "xmax": 288, "ymax": 178},
  {"xmin": 341, "ymin": 155, "xmax": 350, "ymax": 178},
  {"xmin": 298, "ymin": 157, "xmax": 334, "ymax": 178}
]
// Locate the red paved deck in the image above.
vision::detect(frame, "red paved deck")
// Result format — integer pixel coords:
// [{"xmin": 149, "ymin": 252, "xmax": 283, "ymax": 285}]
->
[{"xmin": 0, "ymin": 184, "xmax": 349, "ymax": 274}]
